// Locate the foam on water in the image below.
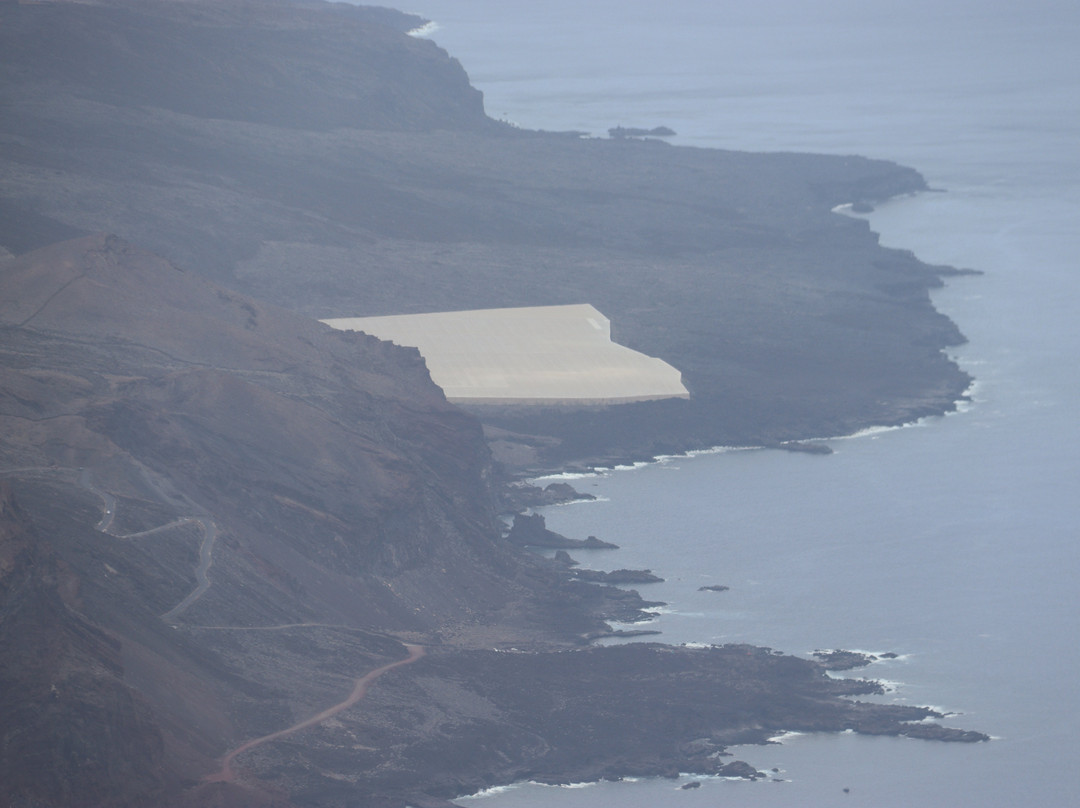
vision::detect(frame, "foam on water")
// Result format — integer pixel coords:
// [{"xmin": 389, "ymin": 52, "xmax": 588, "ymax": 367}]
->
[
  {"xmin": 529, "ymin": 471, "xmax": 605, "ymax": 482},
  {"xmin": 407, "ymin": 20, "xmax": 439, "ymax": 38},
  {"xmin": 465, "ymin": 784, "xmax": 521, "ymax": 799},
  {"xmin": 526, "ymin": 782, "xmax": 596, "ymax": 790},
  {"xmin": 767, "ymin": 731, "xmax": 807, "ymax": 743}
]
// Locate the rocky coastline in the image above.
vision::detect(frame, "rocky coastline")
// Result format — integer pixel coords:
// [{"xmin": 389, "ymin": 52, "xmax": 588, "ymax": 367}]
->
[{"xmin": 0, "ymin": 2, "xmax": 988, "ymax": 807}]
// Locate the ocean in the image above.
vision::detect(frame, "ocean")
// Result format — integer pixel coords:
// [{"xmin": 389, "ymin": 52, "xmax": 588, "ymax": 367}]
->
[{"xmin": 395, "ymin": 2, "xmax": 1079, "ymax": 805}]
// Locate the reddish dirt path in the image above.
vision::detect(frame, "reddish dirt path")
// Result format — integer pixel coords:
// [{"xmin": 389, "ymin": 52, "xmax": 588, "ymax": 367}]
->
[{"xmin": 204, "ymin": 643, "xmax": 425, "ymax": 784}]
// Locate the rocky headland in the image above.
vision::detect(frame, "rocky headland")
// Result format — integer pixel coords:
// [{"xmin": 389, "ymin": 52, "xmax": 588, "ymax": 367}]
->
[{"xmin": 0, "ymin": 2, "xmax": 986, "ymax": 807}]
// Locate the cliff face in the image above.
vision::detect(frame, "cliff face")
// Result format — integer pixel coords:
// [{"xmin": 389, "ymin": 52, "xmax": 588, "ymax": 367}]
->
[{"xmin": 0, "ymin": 0, "xmax": 487, "ymax": 134}]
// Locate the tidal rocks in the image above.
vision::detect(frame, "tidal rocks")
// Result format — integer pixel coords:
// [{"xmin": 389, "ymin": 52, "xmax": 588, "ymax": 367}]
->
[
  {"xmin": 718, "ymin": 761, "xmax": 766, "ymax": 779},
  {"xmin": 572, "ymin": 568, "xmax": 664, "ymax": 584},
  {"xmin": 553, "ymin": 549, "xmax": 579, "ymax": 566},
  {"xmin": 813, "ymin": 649, "xmax": 888, "ymax": 670},
  {"xmin": 609, "ymin": 125, "xmax": 677, "ymax": 138},
  {"xmin": 506, "ymin": 513, "xmax": 619, "ymax": 549},
  {"xmin": 502, "ymin": 481, "xmax": 596, "ymax": 511}
]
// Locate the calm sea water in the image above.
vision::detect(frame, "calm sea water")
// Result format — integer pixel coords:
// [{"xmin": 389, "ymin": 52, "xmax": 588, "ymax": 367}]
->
[{"xmin": 398, "ymin": 2, "xmax": 1080, "ymax": 805}]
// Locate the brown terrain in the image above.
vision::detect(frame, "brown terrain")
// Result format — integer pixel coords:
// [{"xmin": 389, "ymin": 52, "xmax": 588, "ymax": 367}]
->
[{"xmin": 0, "ymin": 2, "xmax": 986, "ymax": 806}]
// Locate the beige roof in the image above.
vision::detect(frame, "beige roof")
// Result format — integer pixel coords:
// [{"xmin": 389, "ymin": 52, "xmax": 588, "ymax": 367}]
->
[{"xmin": 322, "ymin": 304, "xmax": 689, "ymax": 405}]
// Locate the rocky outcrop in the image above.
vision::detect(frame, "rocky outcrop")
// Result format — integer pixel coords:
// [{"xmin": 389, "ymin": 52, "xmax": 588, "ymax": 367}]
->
[
  {"xmin": 506, "ymin": 513, "xmax": 618, "ymax": 549},
  {"xmin": 501, "ymin": 481, "xmax": 596, "ymax": 511},
  {"xmin": 571, "ymin": 568, "xmax": 664, "ymax": 584},
  {"xmin": 813, "ymin": 649, "xmax": 900, "ymax": 670}
]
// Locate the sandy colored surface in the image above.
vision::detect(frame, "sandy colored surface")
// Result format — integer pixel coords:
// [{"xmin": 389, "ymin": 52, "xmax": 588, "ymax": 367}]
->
[{"xmin": 322, "ymin": 304, "xmax": 688, "ymax": 404}]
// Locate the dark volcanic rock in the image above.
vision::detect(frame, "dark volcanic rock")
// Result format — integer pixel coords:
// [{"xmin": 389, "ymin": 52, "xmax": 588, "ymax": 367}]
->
[
  {"xmin": 501, "ymin": 481, "xmax": 596, "ymax": 510},
  {"xmin": 553, "ymin": 549, "xmax": 579, "ymax": 566},
  {"xmin": 506, "ymin": 513, "xmax": 618, "ymax": 549},
  {"xmin": 814, "ymin": 649, "xmax": 879, "ymax": 670},
  {"xmin": 718, "ymin": 760, "xmax": 764, "ymax": 779},
  {"xmin": 609, "ymin": 125, "xmax": 677, "ymax": 138},
  {"xmin": 286, "ymin": 643, "xmax": 984, "ymax": 802},
  {"xmin": 572, "ymin": 568, "xmax": 664, "ymax": 584}
]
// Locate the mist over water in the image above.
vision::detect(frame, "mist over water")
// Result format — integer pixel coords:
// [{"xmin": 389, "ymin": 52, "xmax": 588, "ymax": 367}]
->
[{"xmin": 411, "ymin": 2, "xmax": 1080, "ymax": 805}]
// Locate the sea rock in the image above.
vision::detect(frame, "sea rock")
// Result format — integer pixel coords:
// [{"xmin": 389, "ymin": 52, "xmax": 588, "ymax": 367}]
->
[
  {"xmin": 506, "ymin": 514, "xmax": 618, "ymax": 549},
  {"xmin": 813, "ymin": 649, "xmax": 877, "ymax": 670},
  {"xmin": 553, "ymin": 550, "xmax": 579, "ymax": 566},
  {"xmin": 718, "ymin": 760, "xmax": 763, "ymax": 779},
  {"xmin": 572, "ymin": 568, "xmax": 664, "ymax": 584},
  {"xmin": 501, "ymin": 481, "xmax": 596, "ymax": 510},
  {"xmin": 609, "ymin": 125, "xmax": 677, "ymax": 138}
]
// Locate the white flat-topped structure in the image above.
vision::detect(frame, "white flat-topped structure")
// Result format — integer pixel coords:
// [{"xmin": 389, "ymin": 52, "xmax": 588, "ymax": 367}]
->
[{"xmin": 322, "ymin": 304, "xmax": 689, "ymax": 405}]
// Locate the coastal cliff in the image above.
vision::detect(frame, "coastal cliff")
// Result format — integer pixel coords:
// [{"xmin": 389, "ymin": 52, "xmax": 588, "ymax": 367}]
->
[
  {"xmin": 0, "ymin": 0, "xmax": 971, "ymax": 470},
  {"xmin": 0, "ymin": 234, "xmax": 987, "ymax": 808},
  {"xmin": 0, "ymin": 2, "xmax": 984, "ymax": 806}
]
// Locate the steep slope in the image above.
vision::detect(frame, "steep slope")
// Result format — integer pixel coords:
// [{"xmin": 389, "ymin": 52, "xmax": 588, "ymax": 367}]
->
[
  {"xmin": 0, "ymin": 233, "xmax": 549, "ymax": 628},
  {"xmin": 0, "ymin": 234, "xmax": 587, "ymax": 804},
  {"xmin": 0, "ymin": 481, "xmax": 171, "ymax": 808},
  {"xmin": 0, "ymin": 235, "xmax": 984, "ymax": 808}
]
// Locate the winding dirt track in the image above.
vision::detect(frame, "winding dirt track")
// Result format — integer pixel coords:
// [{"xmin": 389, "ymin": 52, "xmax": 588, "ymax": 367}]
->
[
  {"xmin": 205, "ymin": 643, "xmax": 426, "ymax": 784},
  {"xmin": 159, "ymin": 516, "xmax": 217, "ymax": 623},
  {"xmin": 74, "ymin": 466, "xmax": 219, "ymax": 622}
]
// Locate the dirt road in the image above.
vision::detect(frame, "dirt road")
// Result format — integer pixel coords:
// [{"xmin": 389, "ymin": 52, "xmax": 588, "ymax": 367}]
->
[{"xmin": 205, "ymin": 643, "xmax": 426, "ymax": 784}]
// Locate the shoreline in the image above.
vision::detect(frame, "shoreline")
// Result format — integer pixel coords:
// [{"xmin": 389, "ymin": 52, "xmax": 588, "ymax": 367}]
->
[
  {"xmin": 477, "ymin": 277, "xmax": 987, "ymax": 799},
  {"xmin": 519, "ymin": 385, "xmax": 976, "ymax": 490},
  {"xmin": 0, "ymin": 4, "xmax": 997, "ymax": 805},
  {"xmin": 498, "ymin": 230, "xmax": 982, "ymax": 487}
]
